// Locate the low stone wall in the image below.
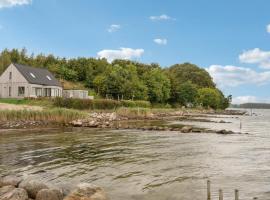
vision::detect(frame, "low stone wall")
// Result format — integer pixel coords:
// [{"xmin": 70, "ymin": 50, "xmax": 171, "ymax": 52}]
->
[{"xmin": 0, "ymin": 175, "xmax": 108, "ymax": 200}]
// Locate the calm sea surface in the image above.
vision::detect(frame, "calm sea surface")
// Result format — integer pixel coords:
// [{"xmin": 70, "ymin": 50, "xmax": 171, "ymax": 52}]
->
[{"xmin": 1, "ymin": 109, "xmax": 270, "ymax": 200}]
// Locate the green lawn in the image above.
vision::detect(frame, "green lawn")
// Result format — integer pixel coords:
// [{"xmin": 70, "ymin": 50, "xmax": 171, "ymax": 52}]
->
[{"xmin": 0, "ymin": 98, "xmax": 54, "ymax": 107}]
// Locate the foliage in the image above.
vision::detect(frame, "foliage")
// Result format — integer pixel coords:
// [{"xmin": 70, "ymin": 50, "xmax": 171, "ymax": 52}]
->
[
  {"xmin": 0, "ymin": 48, "xmax": 230, "ymax": 109},
  {"xmin": 53, "ymin": 97, "xmax": 151, "ymax": 110},
  {"xmin": 197, "ymin": 88, "xmax": 228, "ymax": 109},
  {"xmin": 143, "ymin": 68, "xmax": 171, "ymax": 103},
  {"xmin": 172, "ymin": 81, "xmax": 198, "ymax": 106}
]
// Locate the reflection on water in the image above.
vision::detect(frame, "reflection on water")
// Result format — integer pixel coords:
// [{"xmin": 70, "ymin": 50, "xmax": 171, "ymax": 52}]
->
[{"xmin": 1, "ymin": 109, "xmax": 270, "ymax": 200}]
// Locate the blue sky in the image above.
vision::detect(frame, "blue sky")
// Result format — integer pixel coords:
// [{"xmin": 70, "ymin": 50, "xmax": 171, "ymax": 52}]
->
[{"xmin": 0, "ymin": 0, "xmax": 270, "ymax": 104}]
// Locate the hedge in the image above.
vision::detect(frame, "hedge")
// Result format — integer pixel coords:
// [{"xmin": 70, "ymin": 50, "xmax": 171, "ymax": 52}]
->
[{"xmin": 53, "ymin": 97, "xmax": 151, "ymax": 110}]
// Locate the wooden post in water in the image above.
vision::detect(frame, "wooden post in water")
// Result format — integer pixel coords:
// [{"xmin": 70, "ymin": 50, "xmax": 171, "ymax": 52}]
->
[
  {"xmin": 235, "ymin": 189, "xmax": 239, "ymax": 200},
  {"xmin": 219, "ymin": 189, "xmax": 223, "ymax": 200},
  {"xmin": 207, "ymin": 180, "xmax": 211, "ymax": 200}
]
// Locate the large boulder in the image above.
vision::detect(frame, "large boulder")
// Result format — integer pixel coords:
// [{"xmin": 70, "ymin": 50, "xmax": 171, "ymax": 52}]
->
[
  {"xmin": 36, "ymin": 189, "xmax": 63, "ymax": 200},
  {"xmin": 0, "ymin": 185, "xmax": 15, "ymax": 196},
  {"xmin": 64, "ymin": 183, "xmax": 108, "ymax": 200},
  {"xmin": 0, "ymin": 186, "xmax": 28, "ymax": 200},
  {"xmin": 18, "ymin": 179, "xmax": 48, "ymax": 199},
  {"xmin": 0, "ymin": 175, "xmax": 22, "ymax": 187}
]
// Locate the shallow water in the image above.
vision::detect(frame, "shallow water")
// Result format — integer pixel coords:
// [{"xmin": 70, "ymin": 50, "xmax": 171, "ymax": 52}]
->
[{"xmin": 1, "ymin": 109, "xmax": 270, "ymax": 200}]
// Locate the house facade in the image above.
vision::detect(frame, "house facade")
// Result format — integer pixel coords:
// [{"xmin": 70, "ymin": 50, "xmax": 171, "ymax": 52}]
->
[{"xmin": 0, "ymin": 63, "xmax": 63, "ymax": 98}]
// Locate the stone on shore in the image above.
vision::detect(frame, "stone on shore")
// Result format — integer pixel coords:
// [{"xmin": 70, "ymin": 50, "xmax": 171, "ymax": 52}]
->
[
  {"xmin": 181, "ymin": 126, "xmax": 193, "ymax": 133},
  {"xmin": 36, "ymin": 189, "xmax": 63, "ymax": 200},
  {"xmin": 217, "ymin": 129, "xmax": 234, "ymax": 134},
  {"xmin": 0, "ymin": 175, "xmax": 22, "ymax": 187},
  {"xmin": 64, "ymin": 183, "xmax": 108, "ymax": 200},
  {"xmin": 0, "ymin": 186, "xmax": 28, "ymax": 200},
  {"xmin": 18, "ymin": 179, "xmax": 48, "ymax": 199},
  {"xmin": 70, "ymin": 120, "xmax": 83, "ymax": 127},
  {"xmin": 0, "ymin": 185, "xmax": 15, "ymax": 196}
]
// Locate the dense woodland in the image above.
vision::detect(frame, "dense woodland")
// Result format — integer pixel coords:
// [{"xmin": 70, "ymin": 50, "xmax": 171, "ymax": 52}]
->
[{"xmin": 0, "ymin": 48, "xmax": 231, "ymax": 109}]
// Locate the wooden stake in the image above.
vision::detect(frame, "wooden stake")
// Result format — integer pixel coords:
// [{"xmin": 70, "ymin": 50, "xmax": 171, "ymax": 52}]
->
[
  {"xmin": 207, "ymin": 180, "xmax": 211, "ymax": 200},
  {"xmin": 235, "ymin": 189, "xmax": 239, "ymax": 200},
  {"xmin": 219, "ymin": 189, "xmax": 223, "ymax": 200}
]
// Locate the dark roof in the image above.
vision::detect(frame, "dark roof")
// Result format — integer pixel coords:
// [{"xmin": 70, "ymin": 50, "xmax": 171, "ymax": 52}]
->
[{"xmin": 13, "ymin": 63, "xmax": 62, "ymax": 87}]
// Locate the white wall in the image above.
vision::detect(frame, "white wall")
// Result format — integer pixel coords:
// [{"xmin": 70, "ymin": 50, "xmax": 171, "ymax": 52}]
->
[{"xmin": 0, "ymin": 63, "xmax": 30, "ymax": 98}]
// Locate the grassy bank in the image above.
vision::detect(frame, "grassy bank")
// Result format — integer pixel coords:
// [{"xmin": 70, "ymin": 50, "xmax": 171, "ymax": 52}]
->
[{"xmin": 0, "ymin": 108, "xmax": 87, "ymax": 123}]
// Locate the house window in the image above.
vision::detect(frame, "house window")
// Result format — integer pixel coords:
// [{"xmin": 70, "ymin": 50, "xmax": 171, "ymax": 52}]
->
[
  {"xmin": 18, "ymin": 87, "xmax": 25, "ymax": 96},
  {"xmin": 30, "ymin": 73, "xmax": 36, "ymax": 78},
  {"xmin": 9, "ymin": 72, "xmax": 12, "ymax": 80},
  {"xmin": 46, "ymin": 75, "xmax": 52, "ymax": 80},
  {"xmin": 35, "ymin": 88, "xmax": 42, "ymax": 97},
  {"xmin": 44, "ymin": 88, "xmax": 51, "ymax": 97},
  {"xmin": 8, "ymin": 87, "xmax": 11, "ymax": 97}
]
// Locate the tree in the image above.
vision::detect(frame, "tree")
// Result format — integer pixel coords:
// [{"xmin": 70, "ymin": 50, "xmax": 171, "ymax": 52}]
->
[
  {"xmin": 197, "ymin": 88, "xmax": 221, "ymax": 109},
  {"xmin": 174, "ymin": 81, "xmax": 198, "ymax": 106},
  {"xmin": 143, "ymin": 68, "xmax": 171, "ymax": 103}
]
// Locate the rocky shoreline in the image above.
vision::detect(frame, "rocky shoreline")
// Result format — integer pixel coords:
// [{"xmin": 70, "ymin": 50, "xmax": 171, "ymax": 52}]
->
[
  {"xmin": 0, "ymin": 175, "xmax": 108, "ymax": 200},
  {"xmin": 0, "ymin": 109, "xmax": 248, "ymax": 135}
]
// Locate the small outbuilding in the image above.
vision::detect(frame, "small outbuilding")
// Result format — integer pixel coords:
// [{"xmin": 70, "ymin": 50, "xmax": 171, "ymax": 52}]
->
[{"xmin": 63, "ymin": 90, "xmax": 94, "ymax": 99}]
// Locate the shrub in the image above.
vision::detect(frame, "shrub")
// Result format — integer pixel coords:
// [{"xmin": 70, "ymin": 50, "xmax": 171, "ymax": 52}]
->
[
  {"xmin": 92, "ymin": 99, "xmax": 121, "ymax": 109},
  {"xmin": 54, "ymin": 97, "xmax": 121, "ymax": 110},
  {"xmin": 134, "ymin": 100, "xmax": 151, "ymax": 108},
  {"xmin": 121, "ymin": 100, "xmax": 136, "ymax": 108}
]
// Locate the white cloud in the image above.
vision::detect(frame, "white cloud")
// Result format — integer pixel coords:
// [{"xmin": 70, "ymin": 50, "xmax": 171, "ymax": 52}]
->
[
  {"xmin": 149, "ymin": 14, "xmax": 175, "ymax": 21},
  {"xmin": 239, "ymin": 48, "xmax": 270, "ymax": 69},
  {"xmin": 0, "ymin": 0, "xmax": 32, "ymax": 8},
  {"xmin": 232, "ymin": 96, "xmax": 258, "ymax": 104},
  {"xmin": 97, "ymin": 47, "xmax": 144, "ymax": 62},
  {"xmin": 206, "ymin": 65, "xmax": 270, "ymax": 87},
  {"xmin": 153, "ymin": 38, "xmax": 167, "ymax": 45},
  {"xmin": 267, "ymin": 24, "xmax": 270, "ymax": 33},
  {"xmin": 107, "ymin": 24, "xmax": 121, "ymax": 33}
]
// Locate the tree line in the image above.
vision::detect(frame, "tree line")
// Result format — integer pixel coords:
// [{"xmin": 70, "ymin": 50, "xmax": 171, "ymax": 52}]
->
[{"xmin": 0, "ymin": 48, "xmax": 231, "ymax": 109}]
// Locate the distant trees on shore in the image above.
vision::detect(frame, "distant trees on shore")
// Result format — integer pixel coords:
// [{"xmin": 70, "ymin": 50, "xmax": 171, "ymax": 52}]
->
[{"xmin": 0, "ymin": 48, "xmax": 231, "ymax": 109}]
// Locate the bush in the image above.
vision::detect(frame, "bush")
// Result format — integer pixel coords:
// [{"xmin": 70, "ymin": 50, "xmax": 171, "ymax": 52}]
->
[
  {"xmin": 54, "ymin": 97, "xmax": 121, "ymax": 110},
  {"xmin": 54, "ymin": 98, "xmax": 151, "ymax": 110},
  {"xmin": 93, "ymin": 99, "xmax": 121, "ymax": 109},
  {"xmin": 134, "ymin": 100, "xmax": 151, "ymax": 108},
  {"xmin": 121, "ymin": 100, "xmax": 136, "ymax": 107}
]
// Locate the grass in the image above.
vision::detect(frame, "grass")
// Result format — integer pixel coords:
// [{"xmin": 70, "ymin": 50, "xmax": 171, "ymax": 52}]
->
[
  {"xmin": 0, "ymin": 98, "xmax": 54, "ymax": 107},
  {"xmin": 0, "ymin": 108, "xmax": 87, "ymax": 123}
]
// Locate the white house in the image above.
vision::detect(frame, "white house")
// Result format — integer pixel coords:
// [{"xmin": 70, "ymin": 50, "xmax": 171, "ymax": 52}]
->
[{"xmin": 0, "ymin": 63, "xmax": 63, "ymax": 98}]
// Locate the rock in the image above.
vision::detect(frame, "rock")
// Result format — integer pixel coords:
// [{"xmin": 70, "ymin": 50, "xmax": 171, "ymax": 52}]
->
[
  {"xmin": 217, "ymin": 129, "xmax": 233, "ymax": 134},
  {"xmin": 19, "ymin": 179, "xmax": 48, "ymax": 199},
  {"xmin": 36, "ymin": 189, "xmax": 63, "ymax": 200},
  {"xmin": 108, "ymin": 113, "xmax": 117, "ymax": 121},
  {"xmin": 181, "ymin": 126, "xmax": 193, "ymax": 133},
  {"xmin": 71, "ymin": 120, "xmax": 83, "ymax": 127},
  {"xmin": 191, "ymin": 128, "xmax": 202, "ymax": 133},
  {"xmin": 0, "ymin": 175, "xmax": 22, "ymax": 187},
  {"xmin": 64, "ymin": 183, "xmax": 107, "ymax": 200},
  {"xmin": 0, "ymin": 186, "xmax": 28, "ymax": 200},
  {"xmin": 0, "ymin": 185, "xmax": 15, "ymax": 196}
]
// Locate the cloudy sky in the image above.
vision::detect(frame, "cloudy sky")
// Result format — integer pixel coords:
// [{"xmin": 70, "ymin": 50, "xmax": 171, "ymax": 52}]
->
[{"xmin": 0, "ymin": 0, "xmax": 270, "ymax": 104}]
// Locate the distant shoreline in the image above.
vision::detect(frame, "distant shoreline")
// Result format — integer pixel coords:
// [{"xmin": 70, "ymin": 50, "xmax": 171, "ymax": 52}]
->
[{"xmin": 231, "ymin": 103, "xmax": 270, "ymax": 109}]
